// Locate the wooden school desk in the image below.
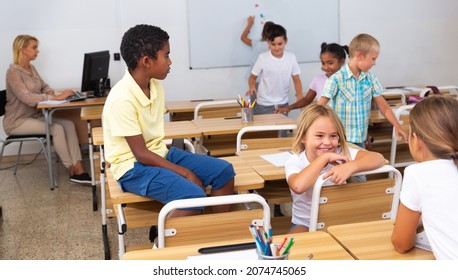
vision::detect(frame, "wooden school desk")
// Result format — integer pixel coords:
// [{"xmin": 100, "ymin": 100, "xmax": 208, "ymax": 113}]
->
[
  {"xmin": 37, "ymin": 97, "xmax": 106, "ymax": 191},
  {"xmin": 236, "ymin": 147, "xmax": 290, "ymax": 181},
  {"xmin": 166, "ymin": 99, "xmax": 240, "ymax": 121},
  {"xmin": 327, "ymin": 220, "xmax": 435, "ymax": 260},
  {"xmin": 121, "ymin": 231, "xmax": 354, "ymax": 260},
  {"xmin": 192, "ymin": 114, "xmax": 296, "ymax": 156}
]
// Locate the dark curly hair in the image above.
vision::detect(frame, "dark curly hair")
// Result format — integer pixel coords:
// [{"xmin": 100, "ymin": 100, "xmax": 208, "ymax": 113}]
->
[{"xmin": 120, "ymin": 24, "xmax": 169, "ymax": 69}]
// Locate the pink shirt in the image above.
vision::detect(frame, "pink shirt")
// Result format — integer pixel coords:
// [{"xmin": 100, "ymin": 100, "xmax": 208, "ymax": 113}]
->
[{"xmin": 309, "ymin": 73, "xmax": 328, "ymax": 99}]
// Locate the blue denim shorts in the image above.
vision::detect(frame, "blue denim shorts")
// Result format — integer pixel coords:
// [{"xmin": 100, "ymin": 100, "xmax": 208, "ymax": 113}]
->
[{"xmin": 118, "ymin": 147, "xmax": 235, "ymax": 209}]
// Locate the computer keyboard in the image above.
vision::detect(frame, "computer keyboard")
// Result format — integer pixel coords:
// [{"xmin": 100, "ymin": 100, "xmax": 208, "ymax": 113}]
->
[{"xmin": 67, "ymin": 91, "xmax": 87, "ymax": 102}]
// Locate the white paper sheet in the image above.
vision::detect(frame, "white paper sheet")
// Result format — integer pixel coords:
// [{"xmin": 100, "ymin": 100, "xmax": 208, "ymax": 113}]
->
[{"xmin": 260, "ymin": 151, "xmax": 293, "ymax": 167}]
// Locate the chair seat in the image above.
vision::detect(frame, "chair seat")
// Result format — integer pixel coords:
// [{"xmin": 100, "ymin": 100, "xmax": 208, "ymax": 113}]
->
[{"xmin": 6, "ymin": 134, "xmax": 47, "ymax": 140}]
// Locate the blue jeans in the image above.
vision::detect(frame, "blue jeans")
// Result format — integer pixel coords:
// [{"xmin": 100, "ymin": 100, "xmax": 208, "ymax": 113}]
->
[{"xmin": 118, "ymin": 147, "xmax": 235, "ymax": 210}]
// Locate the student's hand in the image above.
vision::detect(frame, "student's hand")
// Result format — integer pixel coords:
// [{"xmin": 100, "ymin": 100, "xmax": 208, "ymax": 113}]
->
[
  {"xmin": 325, "ymin": 152, "xmax": 349, "ymax": 166},
  {"xmin": 323, "ymin": 163, "xmax": 356, "ymax": 185},
  {"xmin": 395, "ymin": 127, "xmax": 409, "ymax": 143},
  {"xmin": 246, "ymin": 15, "xmax": 254, "ymax": 27},
  {"xmin": 321, "ymin": 153, "xmax": 351, "ymax": 185},
  {"xmin": 275, "ymin": 106, "xmax": 291, "ymax": 114},
  {"xmin": 182, "ymin": 169, "xmax": 204, "ymax": 190},
  {"xmin": 246, "ymin": 88, "xmax": 256, "ymax": 96}
]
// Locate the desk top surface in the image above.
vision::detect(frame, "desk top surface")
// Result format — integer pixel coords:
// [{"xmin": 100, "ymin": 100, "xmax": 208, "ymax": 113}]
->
[
  {"xmin": 220, "ymin": 156, "xmax": 264, "ymax": 191},
  {"xmin": 236, "ymin": 147, "xmax": 291, "ymax": 181},
  {"xmin": 91, "ymin": 121, "xmax": 202, "ymax": 146},
  {"xmin": 192, "ymin": 114, "xmax": 295, "ymax": 136},
  {"xmin": 166, "ymin": 98, "xmax": 238, "ymax": 113},
  {"xmin": 327, "ymin": 220, "xmax": 435, "ymax": 260},
  {"xmin": 122, "ymin": 231, "xmax": 354, "ymax": 260},
  {"xmin": 37, "ymin": 96, "xmax": 107, "ymax": 109}
]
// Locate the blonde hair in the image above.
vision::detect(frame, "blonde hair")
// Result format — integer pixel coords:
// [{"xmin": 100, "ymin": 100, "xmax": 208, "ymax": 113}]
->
[
  {"xmin": 13, "ymin": 35, "xmax": 38, "ymax": 65},
  {"xmin": 292, "ymin": 104, "xmax": 349, "ymax": 157},
  {"xmin": 410, "ymin": 96, "xmax": 458, "ymax": 167},
  {"xmin": 348, "ymin": 33, "xmax": 379, "ymax": 58}
]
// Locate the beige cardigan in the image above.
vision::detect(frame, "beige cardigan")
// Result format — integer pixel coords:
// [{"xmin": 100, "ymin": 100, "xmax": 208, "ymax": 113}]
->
[{"xmin": 3, "ymin": 64, "xmax": 54, "ymax": 134}]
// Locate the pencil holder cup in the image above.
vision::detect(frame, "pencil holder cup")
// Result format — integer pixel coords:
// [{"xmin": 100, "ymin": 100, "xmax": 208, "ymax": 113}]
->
[
  {"xmin": 241, "ymin": 108, "xmax": 253, "ymax": 123},
  {"xmin": 256, "ymin": 244, "xmax": 289, "ymax": 260}
]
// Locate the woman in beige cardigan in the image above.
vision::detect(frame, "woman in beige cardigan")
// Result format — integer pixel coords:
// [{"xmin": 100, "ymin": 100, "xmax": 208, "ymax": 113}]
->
[{"xmin": 4, "ymin": 35, "xmax": 90, "ymax": 184}]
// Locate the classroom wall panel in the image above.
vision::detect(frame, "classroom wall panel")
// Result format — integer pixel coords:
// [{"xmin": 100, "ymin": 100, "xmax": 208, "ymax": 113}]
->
[{"xmin": 187, "ymin": 0, "xmax": 339, "ymax": 69}]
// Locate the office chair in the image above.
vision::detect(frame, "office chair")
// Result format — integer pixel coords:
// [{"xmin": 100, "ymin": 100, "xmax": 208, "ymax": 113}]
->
[{"xmin": 0, "ymin": 90, "xmax": 56, "ymax": 186}]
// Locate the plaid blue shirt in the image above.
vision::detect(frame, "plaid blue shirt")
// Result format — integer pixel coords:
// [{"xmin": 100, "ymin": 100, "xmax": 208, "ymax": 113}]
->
[{"xmin": 321, "ymin": 63, "xmax": 383, "ymax": 144}]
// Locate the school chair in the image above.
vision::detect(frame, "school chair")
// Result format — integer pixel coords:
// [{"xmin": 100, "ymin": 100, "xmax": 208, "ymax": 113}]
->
[
  {"xmin": 389, "ymin": 104, "xmax": 415, "ymax": 169},
  {"xmin": 236, "ymin": 124, "xmax": 296, "ymax": 222},
  {"xmin": 156, "ymin": 193, "xmax": 270, "ymax": 248},
  {"xmin": 0, "ymin": 90, "xmax": 56, "ymax": 188},
  {"xmin": 309, "ymin": 165, "xmax": 402, "ymax": 232},
  {"xmin": 192, "ymin": 99, "xmax": 241, "ymax": 155},
  {"xmin": 193, "ymin": 99, "xmax": 241, "ymax": 120},
  {"xmin": 381, "ymin": 91, "xmax": 406, "ymax": 106},
  {"xmin": 236, "ymin": 124, "xmax": 297, "ymax": 152}
]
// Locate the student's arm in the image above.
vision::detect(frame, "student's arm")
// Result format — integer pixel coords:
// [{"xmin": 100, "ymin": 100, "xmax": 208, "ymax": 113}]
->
[
  {"xmin": 240, "ymin": 16, "xmax": 254, "ymax": 47},
  {"xmin": 373, "ymin": 96, "xmax": 408, "ymax": 141},
  {"xmin": 276, "ymin": 90, "xmax": 316, "ymax": 113},
  {"xmin": 124, "ymin": 134, "xmax": 203, "ymax": 188},
  {"xmin": 391, "ymin": 203, "xmax": 421, "ymax": 253},
  {"xmin": 288, "ymin": 152, "xmax": 349, "ymax": 194},
  {"xmin": 322, "ymin": 149, "xmax": 385, "ymax": 185},
  {"xmin": 317, "ymin": 96, "xmax": 330, "ymax": 105},
  {"xmin": 292, "ymin": 74, "xmax": 303, "ymax": 101},
  {"xmin": 247, "ymin": 74, "xmax": 257, "ymax": 96}
]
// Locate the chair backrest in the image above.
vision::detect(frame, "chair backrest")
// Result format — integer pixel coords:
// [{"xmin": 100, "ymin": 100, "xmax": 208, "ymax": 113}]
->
[
  {"xmin": 193, "ymin": 99, "xmax": 240, "ymax": 120},
  {"xmin": 0, "ymin": 90, "xmax": 6, "ymax": 117},
  {"xmin": 382, "ymin": 91, "xmax": 406, "ymax": 106},
  {"xmin": 163, "ymin": 138, "xmax": 195, "ymax": 153},
  {"xmin": 157, "ymin": 194, "xmax": 271, "ymax": 248},
  {"xmin": 309, "ymin": 165, "xmax": 402, "ymax": 232},
  {"xmin": 236, "ymin": 124, "xmax": 297, "ymax": 152},
  {"xmin": 390, "ymin": 104, "xmax": 415, "ymax": 168}
]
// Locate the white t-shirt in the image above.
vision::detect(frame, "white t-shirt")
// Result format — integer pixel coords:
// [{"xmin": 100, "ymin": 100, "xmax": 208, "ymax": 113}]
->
[
  {"xmin": 309, "ymin": 73, "xmax": 328, "ymax": 99},
  {"xmin": 285, "ymin": 147, "xmax": 359, "ymax": 227},
  {"xmin": 251, "ymin": 51, "xmax": 301, "ymax": 106},
  {"xmin": 400, "ymin": 159, "xmax": 458, "ymax": 260},
  {"xmin": 246, "ymin": 39, "xmax": 269, "ymax": 79}
]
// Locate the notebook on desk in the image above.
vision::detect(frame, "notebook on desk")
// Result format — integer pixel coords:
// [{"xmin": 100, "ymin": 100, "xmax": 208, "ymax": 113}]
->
[
  {"xmin": 414, "ymin": 231, "xmax": 433, "ymax": 252},
  {"xmin": 67, "ymin": 91, "xmax": 87, "ymax": 102}
]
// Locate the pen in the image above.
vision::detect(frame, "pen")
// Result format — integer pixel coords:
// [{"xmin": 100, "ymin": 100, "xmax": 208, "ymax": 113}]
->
[
  {"xmin": 282, "ymin": 238, "xmax": 295, "ymax": 255},
  {"xmin": 278, "ymin": 236, "xmax": 288, "ymax": 252},
  {"xmin": 249, "ymin": 226, "xmax": 264, "ymax": 254}
]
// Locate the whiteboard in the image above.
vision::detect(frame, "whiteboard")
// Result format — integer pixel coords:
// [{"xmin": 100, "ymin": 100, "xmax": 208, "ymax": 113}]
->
[{"xmin": 187, "ymin": 0, "xmax": 339, "ymax": 69}]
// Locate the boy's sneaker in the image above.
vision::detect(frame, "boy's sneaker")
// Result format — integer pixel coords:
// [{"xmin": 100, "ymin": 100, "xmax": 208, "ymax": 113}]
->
[{"xmin": 70, "ymin": 173, "xmax": 92, "ymax": 184}]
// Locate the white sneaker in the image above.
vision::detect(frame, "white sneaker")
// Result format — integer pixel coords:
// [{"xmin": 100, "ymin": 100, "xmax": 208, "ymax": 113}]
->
[{"xmin": 152, "ymin": 237, "xmax": 158, "ymax": 249}]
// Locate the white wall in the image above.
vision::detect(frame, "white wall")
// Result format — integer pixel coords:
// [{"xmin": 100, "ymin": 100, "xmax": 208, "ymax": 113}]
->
[{"xmin": 1, "ymin": 0, "xmax": 458, "ymax": 155}]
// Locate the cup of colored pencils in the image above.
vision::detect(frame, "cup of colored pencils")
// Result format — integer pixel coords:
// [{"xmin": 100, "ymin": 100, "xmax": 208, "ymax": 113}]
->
[
  {"xmin": 249, "ymin": 225, "xmax": 294, "ymax": 260},
  {"xmin": 238, "ymin": 95, "xmax": 255, "ymax": 122}
]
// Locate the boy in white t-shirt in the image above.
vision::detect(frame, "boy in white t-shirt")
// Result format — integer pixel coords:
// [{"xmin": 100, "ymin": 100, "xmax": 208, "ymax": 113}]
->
[{"xmin": 247, "ymin": 23, "xmax": 303, "ymax": 115}]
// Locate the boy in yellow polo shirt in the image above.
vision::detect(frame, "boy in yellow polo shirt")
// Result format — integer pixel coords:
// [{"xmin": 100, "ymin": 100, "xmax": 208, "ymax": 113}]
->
[{"xmin": 103, "ymin": 24, "xmax": 235, "ymax": 217}]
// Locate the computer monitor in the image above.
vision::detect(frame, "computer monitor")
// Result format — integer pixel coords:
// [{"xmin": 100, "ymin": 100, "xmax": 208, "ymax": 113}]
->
[{"xmin": 81, "ymin": 50, "xmax": 110, "ymax": 97}]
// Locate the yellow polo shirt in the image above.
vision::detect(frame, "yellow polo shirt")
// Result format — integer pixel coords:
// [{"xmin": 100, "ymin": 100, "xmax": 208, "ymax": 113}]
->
[{"xmin": 103, "ymin": 69, "xmax": 168, "ymax": 180}]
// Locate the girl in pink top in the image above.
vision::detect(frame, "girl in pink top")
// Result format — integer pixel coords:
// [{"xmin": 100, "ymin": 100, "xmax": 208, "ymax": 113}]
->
[{"xmin": 276, "ymin": 43, "xmax": 348, "ymax": 114}]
